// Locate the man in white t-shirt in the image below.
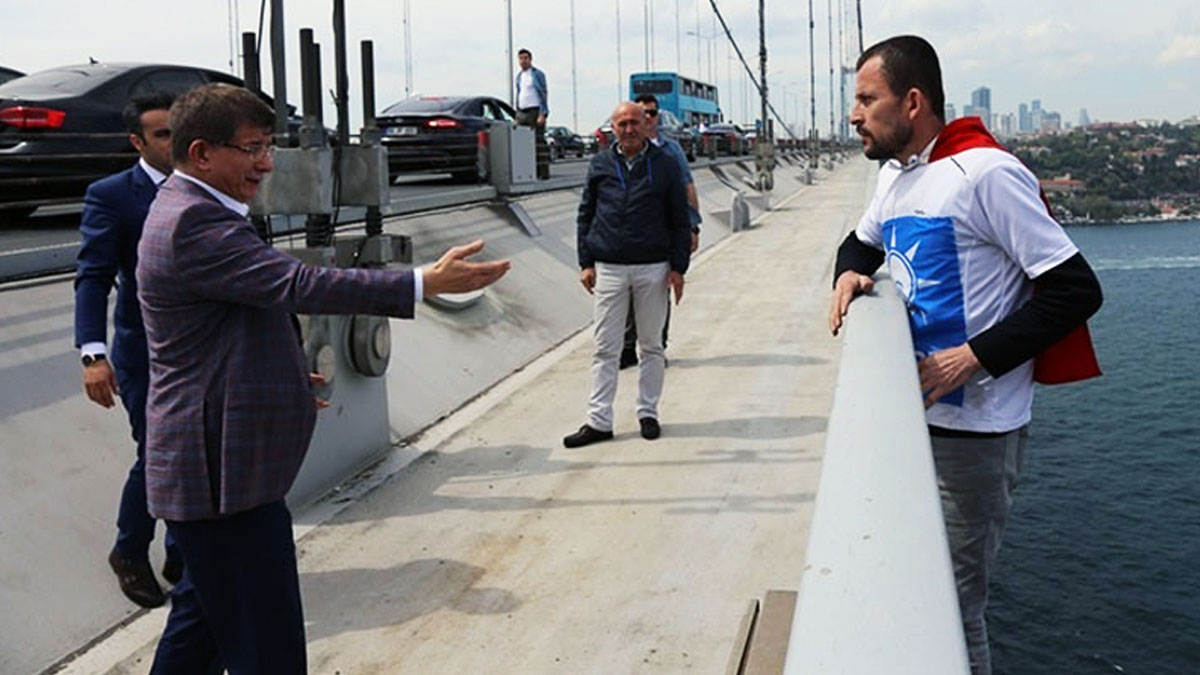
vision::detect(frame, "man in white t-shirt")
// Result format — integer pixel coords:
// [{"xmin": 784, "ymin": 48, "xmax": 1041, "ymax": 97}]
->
[
  {"xmin": 514, "ymin": 48, "xmax": 550, "ymax": 179},
  {"xmin": 829, "ymin": 35, "xmax": 1102, "ymax": 675}
]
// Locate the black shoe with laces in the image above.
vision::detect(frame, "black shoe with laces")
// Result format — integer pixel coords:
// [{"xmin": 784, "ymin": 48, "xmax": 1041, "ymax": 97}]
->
[
  {"xmin": 108, "ymin": 549, "xmax": 167, "ymax": 608},
  {"xmin": 563, "ymin": 424, "xmax": 614, "ymax": 448},
  {"xmin": 639, "ymin": 417, "xmax": 661, "ymax": 440}
]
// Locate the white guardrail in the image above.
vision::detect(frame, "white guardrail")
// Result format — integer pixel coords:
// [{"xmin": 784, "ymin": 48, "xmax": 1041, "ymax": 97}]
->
[{"xmin": 783, "ymin": 276, "xmax": 970, "ymax": 674}]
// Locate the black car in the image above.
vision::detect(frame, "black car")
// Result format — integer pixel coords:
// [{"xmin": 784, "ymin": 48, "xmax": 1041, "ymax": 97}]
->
[
  {"xmin": 594, "ymin": 108, "xmax": 696, "ymax": 162},
  {"xmin": 0, "ymin": 66, "xmax": 22, "ymax": 86},
  {"xmin": 0, "ymin": 62, "xmax": 249, "ymax": 220},
  {"xmin": 377, "ymin": 95, "xmax": 517, "ymax": 183},
  {"xmin": 545, "ymin": 125, "xmax": 585, "ymax": 160}
]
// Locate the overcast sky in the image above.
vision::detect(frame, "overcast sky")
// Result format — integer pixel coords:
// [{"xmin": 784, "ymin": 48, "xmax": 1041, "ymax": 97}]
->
[{"xmin": 2, "ymin": 0, "xmax": 1199, "ymax": 136}]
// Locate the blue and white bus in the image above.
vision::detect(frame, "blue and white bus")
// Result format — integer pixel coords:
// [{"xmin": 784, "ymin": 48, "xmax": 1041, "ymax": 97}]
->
[{"xmin": 629, "ymin": 72, "xmax": 720, "ymax": 126}]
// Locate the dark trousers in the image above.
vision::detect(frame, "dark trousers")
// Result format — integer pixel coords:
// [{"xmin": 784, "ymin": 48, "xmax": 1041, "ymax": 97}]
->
[
  {"xmin": 151, "ymin": 500, "xmax": 306, "ymax": 675},
  {"xmin": 516, "ymin": 107, "xmax": 550, "ymax": 179},
  {"xmin": 113, "ymin": 368, "xmax": 179, "ymax": 564},
  {"xmin": 623, "ymin": 298, "xmax": 670, "ymax": 356}
]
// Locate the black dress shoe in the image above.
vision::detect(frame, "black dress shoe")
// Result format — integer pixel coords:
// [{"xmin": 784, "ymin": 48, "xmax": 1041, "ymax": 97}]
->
[
  {"xmin": 619, "ymin": 349, "xmax": 638, "ymax": 370},
  {"xmin": 639, "ymin": 417, "xmax": 661, "ymax": 440},
  {"xmin": 563, "ymin": 424, "xmax": 614, "ymax": 448},
  {"xmin": 108, "ymin": 549, "xmax": 167, "ymax": 608},
  {"xmin": 162, "ymin": 557, "xmax": 184, "ymax": 586}
]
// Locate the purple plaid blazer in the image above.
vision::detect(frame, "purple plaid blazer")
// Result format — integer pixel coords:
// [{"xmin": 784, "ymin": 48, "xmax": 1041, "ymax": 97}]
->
[{"xmin": 137, "ymin": 176, "xmax": 415, "ymax": 521}]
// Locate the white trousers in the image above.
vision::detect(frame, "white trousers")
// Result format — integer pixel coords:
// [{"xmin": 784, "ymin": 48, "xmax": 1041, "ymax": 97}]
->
[{"xmin": 586, "ymin": 261, "xmax": 670, "ymax": 431}]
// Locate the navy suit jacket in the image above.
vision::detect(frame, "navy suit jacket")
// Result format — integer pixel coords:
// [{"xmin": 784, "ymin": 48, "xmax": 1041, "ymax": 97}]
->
[
  {"xmin": 75, "ymin": 163, "xmax": 157, "ymax": 379},
  {"xmin": 137, "ymin": 176, "xmax": 417, "ymax": 521}
]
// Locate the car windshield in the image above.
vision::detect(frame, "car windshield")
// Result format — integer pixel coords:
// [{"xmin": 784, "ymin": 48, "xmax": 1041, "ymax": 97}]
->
[
  {"xmin": 381, "ymin": 97, "xmax": 467, "ymax": 114},
  {"xmin": 0, "ymin": 66, "xmax": 125, "ymax": 98}
]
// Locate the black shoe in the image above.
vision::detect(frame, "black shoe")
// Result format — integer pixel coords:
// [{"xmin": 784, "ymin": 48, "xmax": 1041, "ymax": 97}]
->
[
  {"xmin": 563, "ymin": 424, "xmax": 614, "ymax": 448},
  {"xmin": 639, "ymin": 417, "xmax": 661, "ymax": 440},
  {"xmin": 108, "ymin": 549, "xmax": 167, "ymax": 608},
  {"xmin": 619, "ymin": 349, "xmax": 638, "ymax": 370},
  {"xmin": 162, "ymin": 557, "xmax": 184, "ymax": 586}
]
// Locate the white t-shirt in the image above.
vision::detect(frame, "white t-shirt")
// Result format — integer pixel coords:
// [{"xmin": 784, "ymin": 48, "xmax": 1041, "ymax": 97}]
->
[
  {"xmin": 517, "ymin": 69, "xmax": 540, "ymax": 110},
  {"xmin": 855, "ymin": 144, "xmax": 1079, "ymax": 432}
]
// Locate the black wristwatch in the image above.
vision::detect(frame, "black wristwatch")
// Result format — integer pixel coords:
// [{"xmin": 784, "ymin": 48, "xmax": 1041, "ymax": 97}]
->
[{"xmin": 81, "ymin": 353, "xmax": 107, "ymax": 367}]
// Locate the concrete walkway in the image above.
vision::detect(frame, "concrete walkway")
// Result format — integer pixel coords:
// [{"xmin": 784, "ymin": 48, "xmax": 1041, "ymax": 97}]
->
[{"xmin": 70, "ymin": 157, "xmax": 875, "ymax": 675}]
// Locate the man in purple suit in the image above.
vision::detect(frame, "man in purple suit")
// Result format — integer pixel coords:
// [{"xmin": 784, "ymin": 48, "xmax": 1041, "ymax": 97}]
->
[{"xmin": 136, "ymin": 83, "xmax": 509, "ymax": 673}]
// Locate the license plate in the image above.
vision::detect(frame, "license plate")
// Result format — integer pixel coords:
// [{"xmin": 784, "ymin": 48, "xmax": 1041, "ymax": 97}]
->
[{"xmin": 387, "ymin": 126, "xmax": 418, "ymax": 136}]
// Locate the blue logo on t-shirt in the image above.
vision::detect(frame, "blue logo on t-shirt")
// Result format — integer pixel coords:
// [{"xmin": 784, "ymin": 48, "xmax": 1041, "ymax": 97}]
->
[{"xmin": 882, "ymin": 215, "xmax": 968, "ymax": 406}]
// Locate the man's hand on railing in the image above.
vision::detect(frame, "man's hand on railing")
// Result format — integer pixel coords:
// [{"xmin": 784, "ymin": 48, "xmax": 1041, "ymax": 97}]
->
[
  {"xmin": 422, "ymin": 239, "xmax": 511, "ymax": 297},
  {"xmin": 918, "ymin": 344, "xmax": 983, "ymax": 409},
  {"xmin": 829, "ymin": 270, "xmax": 874, "ymax": 336}
]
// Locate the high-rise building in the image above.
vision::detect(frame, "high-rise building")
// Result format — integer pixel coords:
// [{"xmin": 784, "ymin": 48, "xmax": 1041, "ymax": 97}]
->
[
  {"xmin": 1031, "ymin": 99, "xmax": 1045, "ymax": 133},
  {"xmin": 1044, "ymin": 111, "xmax": 1062, "ymax": 131},
  {"xmin": 1079, "ymin": 108, "xmax": 1091, "ymax": 127},
  {"xmin": 970, "ymin": 86, "xmax": 992, "ymax": 129},
  {"xmin": 945, "ymin": 103, "xmax": 957, "ymax": 121},
  {"xmin": 1019, "ymin": 103, "xmax": 1032, "ymax": 132},
  {"xmin": 971, "ymin": 86, "xmax": 991, "ymax": 112},
  {"xmin": 1000, "ymin": 113, "xmax": 1015, "ymax": 138}
]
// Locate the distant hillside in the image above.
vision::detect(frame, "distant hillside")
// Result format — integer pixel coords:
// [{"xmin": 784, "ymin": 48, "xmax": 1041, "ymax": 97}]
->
[{"xmin": 1007, "ymin": 122, "xmax": 1200, "ymax": 222}]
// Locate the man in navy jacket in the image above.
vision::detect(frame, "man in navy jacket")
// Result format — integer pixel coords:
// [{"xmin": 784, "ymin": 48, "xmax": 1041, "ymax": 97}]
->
[
  {"xmin": 74, "ymin": 92, "xmax": 181, "ymax": 608},
  {"xmin": 565, "ymin": 102, "xmax": 691, "ymax": 448}
]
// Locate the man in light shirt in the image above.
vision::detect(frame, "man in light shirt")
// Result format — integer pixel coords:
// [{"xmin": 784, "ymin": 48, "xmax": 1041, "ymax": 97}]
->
[
  {"xmin": 514, "ymin": 47, "xmax": 550, "ymax": 179},
  {"xmin": 74, "ymin": 92, "xmax": 183, "ymax": 609}
]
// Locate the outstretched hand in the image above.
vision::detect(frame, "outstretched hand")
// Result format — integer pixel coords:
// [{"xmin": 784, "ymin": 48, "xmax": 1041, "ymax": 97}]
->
[
  {"xmin": 422, "ymin": 239, "xmax": 511, "ymax": 297},
  {"xmin": 829, "ymin": 271, "xmax": 874, "ymax": 336}
]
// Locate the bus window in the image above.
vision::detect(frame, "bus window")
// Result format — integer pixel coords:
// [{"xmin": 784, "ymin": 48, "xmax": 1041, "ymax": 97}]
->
[{"xmin": 632, "ymin": 79, "xmax": 673, "ymax": 94}]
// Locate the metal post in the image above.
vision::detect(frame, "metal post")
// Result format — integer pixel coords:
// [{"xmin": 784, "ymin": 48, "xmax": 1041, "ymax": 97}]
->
[
  {"xmin": 828, "ymin": 0, "xmax": 835, "ymax": 141},
  {"xmin": 299, "ymin": 28, "xmax": 322, "ymax": 148},
  {"xmin": 650, "ymin": 0, "xmax": 655, "ymax": 70},
  {"xmin": 616, "ymin": 0, "xmax": 623, "ymax": 100},
  {"xmin": 242, "ymin": 32, "xmax": 260, "ymax": 93},
  {"xmin": 808, "ymin": 0, "xmax": 818, "ymax": 177},
  {"xmin": 269, "ymin": 0, "xmax": 288, "ymax": 137},
  {"xmin": 333, "ymin": 0, "xmax": 350, "ymax": 147},
  {"xmin": 571, "ymin": 0, "xmax": 579, "ymax": 132},
  {"xmin": 361, "ymin": 40, "xmax": 383, "ymax": 237},
  {"xmin": 403, "ymin": 0, "xmax": 413, "ymax": 97},
  {"xmin": 228, "ymin": 0, "xmax": 237, "ymax": 75},
  {"xmin": 361, "ymin": 41, "xmax": 377, "ymax": 133},
  {"xmin": 675, "ymin": 0, "xmax": 681, "ymax": 72},
  {"xmin": 758, "ymin": 0, "xmax": 767, "ymax": 140},
  {"xmin": 643, "ymin": 0, "xmax": 650, "ymax": 71},
  {"xmin": 856, "ymin": 0, "xmax": 863, "ymax": 53},
  {"xmin": 694, "ymin": 0, "xmax": 700, "ymax": 78},
  {"xmin": 757, "ymin": 0, "xmax": 772, "ymax": 192},
  {"xmin": 506, "ymin": 0, "xmax": 514, "ymax": 107}
]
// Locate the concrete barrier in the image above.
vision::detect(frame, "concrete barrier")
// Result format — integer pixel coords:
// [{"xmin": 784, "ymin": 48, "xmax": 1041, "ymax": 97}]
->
[{"xmin": 783, "ymin": 277, "xmax": 969, "ymax": 675}]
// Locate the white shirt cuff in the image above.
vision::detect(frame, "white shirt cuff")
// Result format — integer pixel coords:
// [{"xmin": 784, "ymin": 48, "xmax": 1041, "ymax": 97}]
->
[
  {"xmin": 413, "ymin": 267, "xmax": 423, "ymax": 306},
  {"xmin": 80, "ymin": 342, "xmax": 107, "ymax": 358}
]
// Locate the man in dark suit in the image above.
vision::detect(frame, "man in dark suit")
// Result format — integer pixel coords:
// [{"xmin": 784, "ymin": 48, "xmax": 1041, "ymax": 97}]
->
[
  {"xmin": 74, "ymin": 92, "xmax": 182, "ymax": 608},
  {"xmin": 137, "ymin": 83, "xmax": 509, "ymax": 674}
]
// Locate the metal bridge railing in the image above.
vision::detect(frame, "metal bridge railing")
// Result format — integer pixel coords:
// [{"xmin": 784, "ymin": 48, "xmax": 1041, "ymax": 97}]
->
[{"xmin": 783, "ymin": 276, "xmax": 969, "ymax": 675}]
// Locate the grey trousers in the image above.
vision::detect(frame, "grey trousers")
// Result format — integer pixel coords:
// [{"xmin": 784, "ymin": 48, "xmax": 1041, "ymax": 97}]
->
[
  {"xmin": 586, "ymin": 262, "xmax": 670, "ymax": 431},
  {"xmin": 931, "ymin": 426, "xmax": 1028, "ymax": 675}
]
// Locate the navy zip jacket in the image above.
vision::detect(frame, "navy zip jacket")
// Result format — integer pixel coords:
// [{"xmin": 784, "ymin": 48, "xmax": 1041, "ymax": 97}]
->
[{"xmin": 576, "ymin": 142, "xmax": 691, "ymax": 274}]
